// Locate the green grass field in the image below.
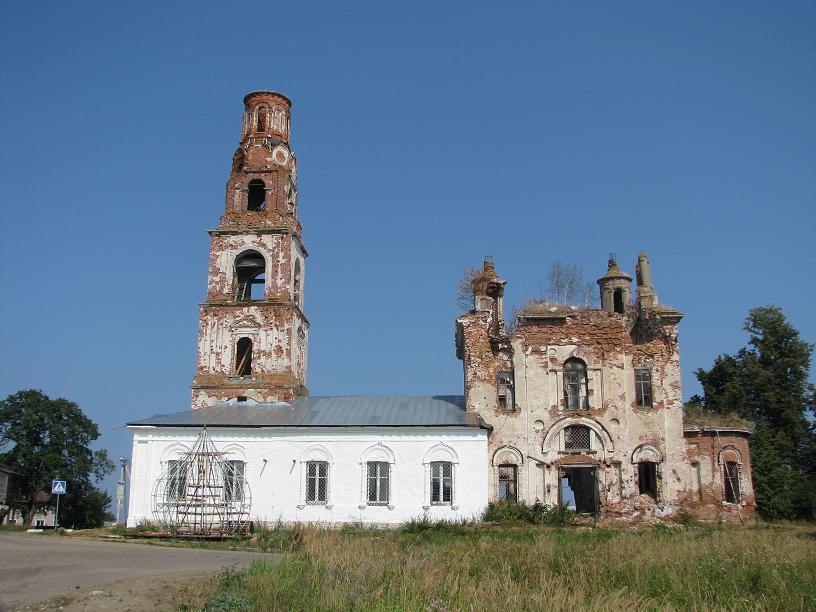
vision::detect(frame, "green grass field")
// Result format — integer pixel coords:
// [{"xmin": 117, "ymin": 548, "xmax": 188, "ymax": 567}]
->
[{"xmin": 178, "ymin": 521, "xmax": 816, "ymax": 611}]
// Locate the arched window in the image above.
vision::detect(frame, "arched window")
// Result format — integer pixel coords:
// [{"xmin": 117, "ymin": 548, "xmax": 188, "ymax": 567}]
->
[
  {"xmin": 256, "ymin": 107, "xmax": 267, "ymax": 132},
  {"xmin": 563, "ymin": 358, "xmax": 589, "ymax": 410},
  {"xmin": 234, "ymin": 250, "xmax": 265, "ymax": 301},
  {"xmin": 247, "ymin": 180, "xmax": 266, "ymax": 212},
  {"xmin": 563, "ymin": 425, "xmax": 591, "ymax": 451},
  {"xmin": 613, "ymin": 288, "xmax": 624, "ymax": 314},
  {"xmin": 235, "ymin": 337, "xmax": 252, "ymax": 375},
  {"xmin": 293, "ymin": 259, "xmax": 302, "ymax": 307}
]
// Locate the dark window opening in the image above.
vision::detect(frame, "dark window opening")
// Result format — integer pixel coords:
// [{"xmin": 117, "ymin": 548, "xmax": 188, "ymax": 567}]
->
[
  {"xmin": 497, "ymin": 370, "xmax": 514, "ymax": 411},
  {"xmin": 638, "ymin": 461, "xmax": 658, "ymax": 500},
  {"xmin": 560, "ymin": 466, "xmax": 597, "ymax": 514},
  {"xmin": 564, "ymin": 425, "xmax": 591, "ymax": 451},
  {"xmin": 247, "ymin": 179, "xmax": 266, "ymax": 211},
  {"xmin": 235, "ymin": 337, "xmax": 252, "ymax": 375},
  {"xmin": 306, "ymin": 461, "xmax": 328, "ymax": 504},
  {"xmin": 237, "ymin": 396, "xmax": 247, "ymax": 403},
  {"xmin": 367, "ymin": 461, "xmax": 390, "ymax": 505},
  {"xmin": 613, "ymin": 288, "xmax": 625, "ymax": 313},
  {"xmin": 256, "ymin": 108, "xmax": 266, "ymax": 132},
  {"xmin": 564, "ymin": 358, "xmax": 589, "ymax": 410},
  {"xmin": 235, "ymin": 250, "xmax": 265, "ymax": 301},
  {"xmin": 430, "ymin": 461, "xmax": 453, "ymax": 504},
  {"xmin": 635, "ymin": 368, "xmax": 653, "ymax": 407},
  {"xmin": 293, "ymin": 259, "xmax": 302, "ymax": 307},
  {"xmin": 498, "ymin": 464, "xmax": 517, "ymax": 501},
  {"xmin": 724, "ymin": 461, "xmax": 740, "ymax": 503}
]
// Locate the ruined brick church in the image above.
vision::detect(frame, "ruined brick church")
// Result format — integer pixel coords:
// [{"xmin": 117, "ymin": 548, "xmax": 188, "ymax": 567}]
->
[{"xmin": 126, "ymin": 92, "xmax": 754, "ymax": 527}]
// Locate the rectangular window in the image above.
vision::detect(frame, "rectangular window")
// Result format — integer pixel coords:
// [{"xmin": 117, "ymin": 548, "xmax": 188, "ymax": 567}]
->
[
  {"xmin": 306, "ymin": 461, "xmax": 328, "ymax": 504},
  {"xmin": 635, "ymin": 368, "xmax": 653, "ymax": 407},
  {"xmin": 167, "ymin": 460, "xmax": 187, "ymax": 500},
  {"xmin": 224, "ymin": 460, "xmax": 245, "ymax": 502},
  {"xmin": 367, "ymin": 461, "xmax": 390, "ymax": 505},
  {"xmin": 430, "ymin": 461, "xmax": 453, "ymax": 505},
  {"xmin": 36, "ymin": 519, "xmax": 44, "ymax": 527},
  {"xmin": 498, "ymin": 465, "xmax": 517, "ymax": 501},
  {"xmin": 497, "ymin": 371, "xmax": 514, "ymax": 412},
  {"xmin": 723, "ymin": 461, "xmax": 740, "ymax": 503}
]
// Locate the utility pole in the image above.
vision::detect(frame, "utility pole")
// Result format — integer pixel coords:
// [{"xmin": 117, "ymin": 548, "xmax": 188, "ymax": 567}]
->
[{"xmin": 115, "ymin": 458, "xmax": 128, "ymax": 525}]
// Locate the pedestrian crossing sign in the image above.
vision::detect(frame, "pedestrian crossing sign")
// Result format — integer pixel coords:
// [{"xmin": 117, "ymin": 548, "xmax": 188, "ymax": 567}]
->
[{"xmin": 52, "ymin": 480, "xmax": 67, "ymax": 495}]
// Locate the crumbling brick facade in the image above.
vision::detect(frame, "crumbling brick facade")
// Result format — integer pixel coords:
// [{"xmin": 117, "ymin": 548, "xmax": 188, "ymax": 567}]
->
[
  {"xmin": 191, "ymin": 92, "xmax": 308, "ymax": 408},
  {"xmin": 456, "ymin": 255, "xmax": 755, "ymax": 521}
]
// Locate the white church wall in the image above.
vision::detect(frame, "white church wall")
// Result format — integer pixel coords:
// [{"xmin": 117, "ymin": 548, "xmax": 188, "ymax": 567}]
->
[{"xmin": 127, "ymin": 426, "xmax": 488, "ymax": 527}]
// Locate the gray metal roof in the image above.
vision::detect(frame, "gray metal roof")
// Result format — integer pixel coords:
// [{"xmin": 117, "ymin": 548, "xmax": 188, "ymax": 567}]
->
[{"xmin": 127, "ymin": 395, "xmax": 480, "ymax": 428}]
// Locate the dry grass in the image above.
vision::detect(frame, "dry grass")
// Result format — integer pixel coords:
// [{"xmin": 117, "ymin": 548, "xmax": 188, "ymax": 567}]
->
[
  {"xmin": 683, "ymin": 403, "xmax": 755, "ymax": 431},
  {"xmin": 181, "ymin": 522, "xmax": 816, "ymax": 611}
]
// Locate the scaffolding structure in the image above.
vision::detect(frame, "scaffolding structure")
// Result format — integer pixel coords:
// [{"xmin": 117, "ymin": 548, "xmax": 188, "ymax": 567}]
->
[{"xmin": 151, "ymin": 428, "xmax": 251, "ymax": 536}]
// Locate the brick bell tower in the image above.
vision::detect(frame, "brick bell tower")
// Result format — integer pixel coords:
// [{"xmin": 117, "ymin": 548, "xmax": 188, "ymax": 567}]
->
[{"xmin": 191, "ymin": 91, "xmax": 308, "ymax": 408}]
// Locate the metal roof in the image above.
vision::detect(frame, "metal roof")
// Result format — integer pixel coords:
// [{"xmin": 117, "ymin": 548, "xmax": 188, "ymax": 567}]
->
[{"xmin": 127, "ymin": 395, "xmax": 480, "ymax": 428}]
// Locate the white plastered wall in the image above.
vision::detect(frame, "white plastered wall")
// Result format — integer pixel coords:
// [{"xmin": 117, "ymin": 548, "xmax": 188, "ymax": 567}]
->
[{"xmin": 126, "ymin": 426, "xmax": 488, "ymax": 527}]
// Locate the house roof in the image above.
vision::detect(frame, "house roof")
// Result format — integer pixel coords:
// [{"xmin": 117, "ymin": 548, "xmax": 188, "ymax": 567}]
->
[{"xmin": 127, "ymin": 395, "xmax": 481, "ymax": 429}]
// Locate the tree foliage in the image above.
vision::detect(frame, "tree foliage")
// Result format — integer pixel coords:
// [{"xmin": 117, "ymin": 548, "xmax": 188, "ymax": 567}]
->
[
  {"xmin": 546, "ymin": 261, "xmax": 597, "ymax": 307},
  {"xmin": 0, "ymin": 389, "xmax": 114, "ymax": 526},
  {"xmin": 456, "ymin": 267, "xmax": 485, "ymax": 310},
  {"xmin": 694, "ymin": 307, "xmax": 816, "ymax": 519}
]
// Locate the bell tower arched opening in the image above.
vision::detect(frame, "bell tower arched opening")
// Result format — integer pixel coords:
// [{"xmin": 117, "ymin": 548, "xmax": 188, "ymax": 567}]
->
[{"xmin": 234, "ymin": 250, "xmax": 265, "ymax": 302}]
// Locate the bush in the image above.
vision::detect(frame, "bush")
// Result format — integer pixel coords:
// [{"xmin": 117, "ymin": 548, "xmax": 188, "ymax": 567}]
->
[{"xmin": 483, "ymin": 500, "xmax": 577, "ymax": 526}]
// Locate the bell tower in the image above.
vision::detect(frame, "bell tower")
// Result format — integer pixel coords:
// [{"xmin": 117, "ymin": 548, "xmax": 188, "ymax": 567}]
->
[{"xmin": 191, "ymin": 91, "xmax": 308, "ymax": 408}]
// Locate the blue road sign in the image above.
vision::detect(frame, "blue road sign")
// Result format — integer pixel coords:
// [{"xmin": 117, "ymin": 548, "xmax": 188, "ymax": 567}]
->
[{"xmin": 52, "ymin": 480, "xmax": 67, "ymax": 495}]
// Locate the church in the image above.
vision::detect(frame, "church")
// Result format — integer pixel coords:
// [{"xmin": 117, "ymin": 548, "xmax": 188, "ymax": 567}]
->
[{"xmin": 126, "ymin": 92, "xmax": 754, "ymax": 528}]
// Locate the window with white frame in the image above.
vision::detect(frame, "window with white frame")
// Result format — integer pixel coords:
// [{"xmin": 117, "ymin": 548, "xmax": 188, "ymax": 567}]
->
[
  {"xmin": 367, "ymin": 461, "xmax": 390, "ymax": 505},
  {"xmin": 306, "ymin": 460, "xmax": 328, "ymax": 504},
  {"xmin": 223, "ymin": 460, "xmax": 245, "ymax": 502},
  {"xmin": 167, "ymin": 459, "xmax": 187, "ymax": 500},
  {"xmin": 430, "ymin": 461, "xmax": 453, "ymax": 505},
  {"xmin": 635, "ymin": 368, "xmax": 653, "ymax": 407}
]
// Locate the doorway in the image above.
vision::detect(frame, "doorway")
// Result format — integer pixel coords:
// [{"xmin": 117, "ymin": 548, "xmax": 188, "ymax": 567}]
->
[
  {"xmin": 638, "ymin": 461, "xmax": 658, "ymax": 500},
  {"xmin": 560, "ymin": 466, "xmax": 598, "ymax": 514}
]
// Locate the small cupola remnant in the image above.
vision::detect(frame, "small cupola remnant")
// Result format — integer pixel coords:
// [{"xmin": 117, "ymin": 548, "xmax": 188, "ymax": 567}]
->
[
  {"xmin": 597, "ymin": 254, "xmax": 633, "ymax": 315},
  {"xmin": 636, "ymin": 252, "xmax": 659, "ymax": 309},
  {"xmin": 241, "ymin": 91, "xmax": 292, "ymax": 143},
  {"xmin": 473, "ymin": 257, "xmax": 507, "ymax": 334},
  {"xmin": 474, "ymin": 257, "xmax": 505, "ymax": 311}
]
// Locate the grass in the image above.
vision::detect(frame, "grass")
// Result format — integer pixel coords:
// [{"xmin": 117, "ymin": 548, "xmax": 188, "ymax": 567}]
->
[
  {"xmin": 683, "ymin": 403, "xmax": 754, "ymax": 431},
  {"xmin": 69, "ymin": 521, "xmax": 299, "ymax": 553},
  {"xmin": 177, "ymin": 521, "xmax": 816, "ymax": 611}
]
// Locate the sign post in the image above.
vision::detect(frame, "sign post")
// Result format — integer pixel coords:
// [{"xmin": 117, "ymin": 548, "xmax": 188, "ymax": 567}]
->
[{"xmin": 51, "ymin": 480, "xmax": 67, "ymax": 528}]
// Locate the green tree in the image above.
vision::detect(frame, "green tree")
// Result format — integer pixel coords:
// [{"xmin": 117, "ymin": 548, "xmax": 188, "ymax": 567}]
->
[
  {"xmin": 0, "ymin": 389, "xmax": 114, "ymax": 526},
  {"xmin": 695, "ymin": 306, "xmax": 816, "ymax": 519}
]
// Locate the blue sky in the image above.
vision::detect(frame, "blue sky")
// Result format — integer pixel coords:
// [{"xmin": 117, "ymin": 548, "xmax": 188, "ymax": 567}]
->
[{"xmin": 1, "ymin": 2, "xmax": 814, "ymax": 501}]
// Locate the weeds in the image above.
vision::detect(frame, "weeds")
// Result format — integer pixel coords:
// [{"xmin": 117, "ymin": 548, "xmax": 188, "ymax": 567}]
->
[
  {"xmin": 483, "ymin": 500, "xmax": 578, "ymax": 526},
  {"xmin": 183, "ymin": 523, "xmax": 816, "ymax": 611}
]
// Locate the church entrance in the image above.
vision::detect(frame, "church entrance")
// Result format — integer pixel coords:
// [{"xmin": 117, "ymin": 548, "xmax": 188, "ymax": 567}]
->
[{"xmin": 560, "ymin": 466, "xmax": 598, "ymax": 514}]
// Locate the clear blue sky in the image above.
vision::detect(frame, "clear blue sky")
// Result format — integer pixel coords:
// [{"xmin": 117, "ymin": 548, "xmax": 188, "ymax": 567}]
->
[{"xmin": 1, "ymin": 2, "xmax": 814, "ymax": 501}]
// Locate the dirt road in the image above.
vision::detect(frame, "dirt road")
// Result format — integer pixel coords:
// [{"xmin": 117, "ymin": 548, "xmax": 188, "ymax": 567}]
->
[{"xmin": 0, "ymin": 532, "xmax": 276, "ymax": 611}]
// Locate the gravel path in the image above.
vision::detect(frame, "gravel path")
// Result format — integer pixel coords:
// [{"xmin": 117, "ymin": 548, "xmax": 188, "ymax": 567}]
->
[{"xmin": 0, "ymin": 532, "xmax": 275, "ymax": 611}]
